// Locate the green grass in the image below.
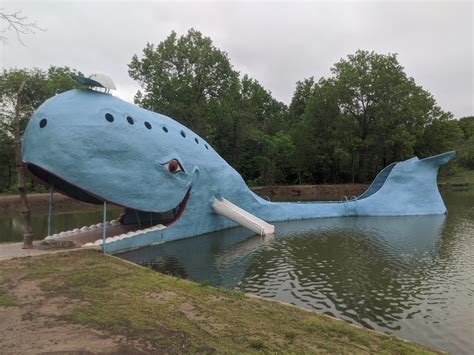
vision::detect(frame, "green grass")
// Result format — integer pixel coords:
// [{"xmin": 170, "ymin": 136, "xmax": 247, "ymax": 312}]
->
[
  {"xmin": 0, "ymin": 291, "xmax": 17, "ymax": 306},
  {"xmin": 0, "ymin": 250, "xmax": 439, "ymax": 354},
  {"xmin": 439, "ymin": 168, "xmax": 474, "ymax": 185}
]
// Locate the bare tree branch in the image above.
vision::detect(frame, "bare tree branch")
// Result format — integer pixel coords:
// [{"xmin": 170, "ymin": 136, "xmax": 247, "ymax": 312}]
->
[{"xmin": 0, "ymin": 9, "xmax": 45, "ymax": 45}]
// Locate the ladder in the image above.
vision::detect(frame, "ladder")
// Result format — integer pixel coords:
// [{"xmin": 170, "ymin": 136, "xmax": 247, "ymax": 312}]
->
[{"xmin": 212, "ymin": 198, "xmax": 275, "ymax": 236}]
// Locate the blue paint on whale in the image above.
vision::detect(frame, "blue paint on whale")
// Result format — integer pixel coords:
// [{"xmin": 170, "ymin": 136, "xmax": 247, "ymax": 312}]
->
[{"xmin": 22, "ymin": 89, "xmax": 455, "ymax": 253}]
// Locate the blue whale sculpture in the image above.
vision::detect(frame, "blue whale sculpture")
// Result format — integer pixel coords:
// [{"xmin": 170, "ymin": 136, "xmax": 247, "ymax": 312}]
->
[{"xmin": 22, "ymin": 89, "xmax": 454, "ymax": 253}]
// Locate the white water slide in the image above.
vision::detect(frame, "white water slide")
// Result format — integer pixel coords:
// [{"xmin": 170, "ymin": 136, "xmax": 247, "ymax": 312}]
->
[{"xmin": 213, "ymin": 198, "xmax": 275, "ymax": 236}]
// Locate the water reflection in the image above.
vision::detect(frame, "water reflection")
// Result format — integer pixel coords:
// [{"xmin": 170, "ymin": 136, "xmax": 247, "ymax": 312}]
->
[
  {"xmin": 121, "ymin": 191, "xmax": 474, "ymax": 354},
  {"xmin": 0, "ymin": 209, "xmax": 121, "ymax": 243}
]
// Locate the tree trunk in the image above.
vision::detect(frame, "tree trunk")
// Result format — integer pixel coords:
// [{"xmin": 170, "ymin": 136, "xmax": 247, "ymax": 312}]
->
[
  {"xmin": 14, "ymin": 80, "xmax": 34, "ymax": 248},
  {"xmin": 7, "ymin": 164, "xmax": 12, "ymax": 191}
]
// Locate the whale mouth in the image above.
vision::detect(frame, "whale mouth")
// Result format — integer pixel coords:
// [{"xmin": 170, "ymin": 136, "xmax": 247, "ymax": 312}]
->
[{"xmin": 25, "ymin": 163, "xmax": 191, "ymax": 245}]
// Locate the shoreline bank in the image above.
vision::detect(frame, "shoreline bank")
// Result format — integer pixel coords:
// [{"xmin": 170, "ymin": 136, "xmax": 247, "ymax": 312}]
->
[
  {"xmin": 0, "ymin": 250, "xmax": 438, "ymax": 353},
  {"xmin": 2, "ymin": 183, "xmax": 468, "ymax": 216},
  {"xmin": 0, "ymin": 184, "xmax": 370, "ymax": 216}
]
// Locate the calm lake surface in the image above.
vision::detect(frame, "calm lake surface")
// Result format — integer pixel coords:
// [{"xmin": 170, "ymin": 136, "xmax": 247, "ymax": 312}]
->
[
  {"xmin": 119, "ymin": 190, "xmax": 474, "ymax": 354},
  {"xmin": 0, "ymin": 208, "xmax": 121, "ymax": 243},
  {"xmin": 1, "ymin": 190, "xmax": 472, "ymax": 353}
]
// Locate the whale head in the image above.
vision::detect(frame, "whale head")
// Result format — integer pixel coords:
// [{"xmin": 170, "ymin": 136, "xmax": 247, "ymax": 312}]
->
[{"xmin": 22, "ymin": 89, "xmax": 216, "ymax": 222}]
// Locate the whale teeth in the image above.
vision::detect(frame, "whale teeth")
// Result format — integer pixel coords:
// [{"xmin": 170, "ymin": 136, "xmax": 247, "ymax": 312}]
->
[
  {"xmin": 72, "ymin": 228, "xmax": 80, "ymax": 233},
  {"xmin": 94, "ymin": 239, "xmax": 103, "ymax": 246},
  {"xmin": 80, "ymin": 226, "xmax": 89, "ymax": 232},
  {"xmin": 82, "ymin": 242, "xmax": 95, "ymax": 247},
  {"xmin": 110, "ymin": 220, "xmax": 120, "ymax": 226},
  {"xmin": 89, "ymin": 225, "xmax": 98, "ymax": 230}
]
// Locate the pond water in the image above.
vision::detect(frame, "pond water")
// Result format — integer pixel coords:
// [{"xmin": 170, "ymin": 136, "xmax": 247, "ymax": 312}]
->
[
  {"xmin": 0, "ymin": 208, "xmax": 121, "ymax": 243},
  {"xmin": 1, "ymin": 191, "xmax": 472, "ymax": 353},
  {"xmin": 119, "ymin": 190, "xmax": 474, "ymax": 354}
]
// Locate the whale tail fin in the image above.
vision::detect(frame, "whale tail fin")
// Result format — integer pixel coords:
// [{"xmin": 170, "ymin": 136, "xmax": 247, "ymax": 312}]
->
[{"xmin": 356, "ymin": 151, "xmax": 455, "ymax": 216}]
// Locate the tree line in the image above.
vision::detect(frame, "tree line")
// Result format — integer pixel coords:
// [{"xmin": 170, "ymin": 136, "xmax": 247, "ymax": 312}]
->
[{"xmin": 1, "ymin": 29, "xmax": 472, "ymax": 193}]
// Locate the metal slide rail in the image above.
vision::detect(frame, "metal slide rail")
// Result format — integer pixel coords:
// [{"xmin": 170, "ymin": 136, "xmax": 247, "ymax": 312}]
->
[{"xmin": 213, "ymin": 198, "xmax": 275, "ymax": 236}]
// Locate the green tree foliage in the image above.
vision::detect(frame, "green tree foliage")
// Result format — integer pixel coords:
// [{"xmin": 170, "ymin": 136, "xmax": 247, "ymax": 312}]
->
[
  {"xmin": 456, "ymin": 116, "xmax": 474, "ymax": 169},
  {"xmin": 0, "ymin": 66, "xmax": 81, "ymax": 192},
  {"xmin": 292, "ymin": 50, "xmax": 459, "ymax": 183},
  {"xmin": 129, "ymin": 32, "xmax": 462, "ymax": 185},
  {"xmin": 128, "ymin": 29, "xmax": 240, "ymax": 137}
]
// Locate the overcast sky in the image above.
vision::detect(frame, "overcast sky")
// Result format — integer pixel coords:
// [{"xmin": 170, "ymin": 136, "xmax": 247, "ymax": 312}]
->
[{"xmin": 1, "ymin": 0, "xmax": 472, "ymax": 118}]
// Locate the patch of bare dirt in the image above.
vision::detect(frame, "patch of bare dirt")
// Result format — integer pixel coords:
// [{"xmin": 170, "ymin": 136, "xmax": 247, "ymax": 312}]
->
[
  {"xmin": 0, "ymin": 306, "xmax": 141, "ymax": 354},
  {"xmin": 145, "ymin": 291, "xmax": 178, "ymax": 302},
  {"xmin": 179, "ymin": 302, "xmax": 226, "ymax": 334},
  {"xmin": 0, "ymin": 274, "xmax": 152, "ymax": 353}
]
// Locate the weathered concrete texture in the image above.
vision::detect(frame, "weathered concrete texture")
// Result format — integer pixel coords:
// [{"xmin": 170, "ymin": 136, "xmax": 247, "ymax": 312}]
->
[{"xmin": 0, "ymin": 242, "xmax": 93, "ymax": 261}]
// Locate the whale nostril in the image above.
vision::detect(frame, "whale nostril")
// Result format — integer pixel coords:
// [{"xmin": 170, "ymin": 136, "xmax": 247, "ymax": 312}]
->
[
  {"xmin": 127, "ymin": 116, "xmax": 134, "ymax": 125},
  {"xmin": 39, "ymin": 118, "xmax": 47, "ymax": 128},
  {"xmin": 105, "ymin": 113, "xmax": 114, "ymax": 122},
  {"xmin": 162, "ymin": 126, "xmax": 168, "ymax": 133},
  {"xmin": 180, "ymin": 130, "xmax": 186, "ymax": 138},
  {"xmin": 144, "ymin": 121, "xmax": 152, "ymax": 129}
]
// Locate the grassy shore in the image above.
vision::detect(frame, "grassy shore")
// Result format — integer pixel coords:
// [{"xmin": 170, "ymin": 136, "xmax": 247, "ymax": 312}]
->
[
  {"xmin": 439, "ymin": 168, "xmax": 474, "ymax": 186},
  {"xmin": 0, "ymin": 250, "xmax": 437, "ymax": 354}
]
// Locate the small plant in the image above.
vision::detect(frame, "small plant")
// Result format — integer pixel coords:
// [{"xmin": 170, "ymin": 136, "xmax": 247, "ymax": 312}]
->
[
  {"xmin": 285, "ymin": 331, "xmax": 297, "ymax": 341},
  {"xmin": 249, "ymin": 339, "xmax": 264, "ymax": 350}
]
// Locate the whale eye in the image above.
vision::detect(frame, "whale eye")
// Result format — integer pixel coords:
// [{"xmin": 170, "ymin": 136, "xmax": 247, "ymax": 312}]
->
[{"xmin": 164, "ymin": 159, "xmax": 183, "ymax": 174}]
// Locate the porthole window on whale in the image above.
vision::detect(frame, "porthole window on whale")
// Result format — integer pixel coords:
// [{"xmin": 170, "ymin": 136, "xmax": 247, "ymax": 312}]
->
[
  {"xmin": 105, "ymin": 113, "xmax": 114, "ymax": 122},
  {"xmin": 144, "ymin": 121, "xmax": 152, "ymax": 129},
  {"xmin": 127, "ymin": 116, "xmax": 134, "ymax": 125},
  {"xmin": 205, "ymin": 144, "xmax": 209, "ymax": 150},
  {"xmin": 39, "ymin": 118, "xmax": 47, "ymax": 128},
  {"xmin": 194, "ymin": 138, "xmax": 199, "ymax": 144},
  {"xmin": 162, "ymin": 126, "xmax": 168, "ymax": 133},
  {"xmin": 180, "ymin": 130, "xmax": 186, "ymax": 138}
]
